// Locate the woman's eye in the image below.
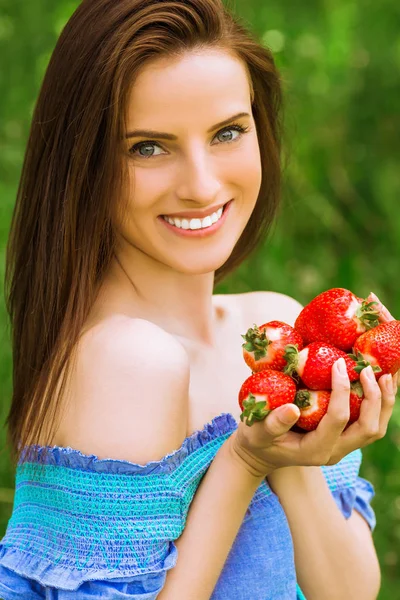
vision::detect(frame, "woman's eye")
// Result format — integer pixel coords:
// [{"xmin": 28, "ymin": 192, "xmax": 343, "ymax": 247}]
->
[
  {"xmin": 128, "ymin": 123, "xmax": 250, "ymax": 159},
  {"xmin": 129, "ymin": 141, "xmax": 165, "ymax": 159},
  {"xmin": 215, "ymin": 124, "xmax": 247, "ymax": 144}
]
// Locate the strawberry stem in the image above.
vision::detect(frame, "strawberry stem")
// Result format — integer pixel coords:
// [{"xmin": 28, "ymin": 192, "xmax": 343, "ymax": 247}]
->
[
  {"xmin": 240, "ymin": 393, "xmax": 271, "ymax": 427},
  {"xmin": 350, "ymin": 380, "xmax": 364, "ymax": 397},
  {"xmin": 356, "ymin": 300, "xmax": 380, "ymax": 329},
  {"xmin": 294, "ymin": 390, "xmax": 312, "ymax": 409},
  {"xmin": 347, "ymin": 350, "xmax": 382, "ymax": 374},
  {"xmin": 241, "ymin": 324, "xmax": 271, "ymax": 361},
  {"xmin": 283, "ymin": 344, "xmax": 299, "ymax": 376}
]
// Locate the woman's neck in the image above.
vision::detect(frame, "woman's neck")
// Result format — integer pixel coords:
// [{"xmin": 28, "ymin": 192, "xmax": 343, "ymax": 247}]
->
[{"xmin": 95, "ymin": 252, "xmax": 223, "ymax": 348}]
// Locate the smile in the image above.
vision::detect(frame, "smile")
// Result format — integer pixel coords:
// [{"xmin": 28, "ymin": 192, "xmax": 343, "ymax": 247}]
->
[
  {"xmin": 162, "ymin": 205, "xmax": 224, "ymax": 230},
  {"xmin": 158, "ymin": 200, "xmax": 232, "ymax": 238}
]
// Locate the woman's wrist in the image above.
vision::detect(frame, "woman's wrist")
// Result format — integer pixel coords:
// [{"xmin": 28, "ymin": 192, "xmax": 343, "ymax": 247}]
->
[
  {"xmin": 267, "ymin": 465, "xmax": 320, "ymax": 494},
  {"xmin": 226, "ymin": 431, "xmax": 276, "ymax": 480}
]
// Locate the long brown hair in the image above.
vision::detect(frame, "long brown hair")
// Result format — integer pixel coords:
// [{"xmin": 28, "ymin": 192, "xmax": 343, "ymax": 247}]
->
[{"xmin": 3, "ymin": 0, "xmax": 283, "ymax": 466}]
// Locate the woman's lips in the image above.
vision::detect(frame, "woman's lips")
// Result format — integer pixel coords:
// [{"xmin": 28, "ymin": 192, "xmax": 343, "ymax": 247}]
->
[{"xmin": 158, "ymin": 200, "xmax": 233, "ymax": 238}]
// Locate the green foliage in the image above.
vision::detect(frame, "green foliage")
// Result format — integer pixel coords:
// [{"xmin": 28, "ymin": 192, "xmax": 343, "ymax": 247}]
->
[{"xmin": 0, "ymin": 0, "xmax": 399, "ymax": 597}]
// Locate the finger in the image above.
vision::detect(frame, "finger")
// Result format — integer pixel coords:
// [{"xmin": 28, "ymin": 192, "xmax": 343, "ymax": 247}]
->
[
  {"xmin": 263, "ymin": 403, "xmax": 301, "ymax": 439},
  {"xmin": 314, "ymin": 358, "xmax": 350, "ymax": 445},
  {"xmin": 376, "ymin": 374, "xmax": 396, "ymax": 438},
  {"xmin": 367, "ymin": 292, "xmax": 396, "ymax": 323},
  {"xmin": 393, "ymin": 371, "xmax": 399, "ymax": 396},
  {"xmin": 355, "ymin": 366, "xmax": 382, "ymax": 439},
  {"xmin": 241, "ymin": 403, "xmax": 301, "ymax": 448}
]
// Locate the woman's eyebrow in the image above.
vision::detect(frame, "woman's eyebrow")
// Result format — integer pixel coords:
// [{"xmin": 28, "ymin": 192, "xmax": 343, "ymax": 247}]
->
[{"xmin": 124, "ymin": 111, "xmax": 251, "ymax": 140}]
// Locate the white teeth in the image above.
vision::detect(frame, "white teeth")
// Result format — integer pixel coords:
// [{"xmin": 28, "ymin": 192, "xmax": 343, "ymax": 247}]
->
[
  {"xmin": 163, "ymin": 206, "xmax": 225, "ymax": 230},
  {"xmin": 190, "ymin": 218, "xmax": 202, "ymax": 230},
  {"xmin": 181, "ymin": 219, "xmax": 190, "ymax": 230}
]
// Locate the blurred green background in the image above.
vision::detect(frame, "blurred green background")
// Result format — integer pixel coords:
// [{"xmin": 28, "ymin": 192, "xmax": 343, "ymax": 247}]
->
[{"xmin": 0, "ymin": 0, "xmax": 399, "ymax": 597}]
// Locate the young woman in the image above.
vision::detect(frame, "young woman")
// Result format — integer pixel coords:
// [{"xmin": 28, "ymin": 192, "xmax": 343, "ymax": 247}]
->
[{"xmin": 0, "ymin": 0, "xmax": 397, "ymax": 598}]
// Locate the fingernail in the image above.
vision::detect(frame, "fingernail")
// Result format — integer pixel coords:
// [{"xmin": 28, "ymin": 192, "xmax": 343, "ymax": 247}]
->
[
  {"xmin": 365, "ymin": 366, "xmax": 375, "ymax": 380},
  {"xmin": 337, "ymin": 357, "xmax": 347, "ymax": 375},
  {"xmin": 281, "ymin": 405, "xmax": 299, "ymax": 424}
]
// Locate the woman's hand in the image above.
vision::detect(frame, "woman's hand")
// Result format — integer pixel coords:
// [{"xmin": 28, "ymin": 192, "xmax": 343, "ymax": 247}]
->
[
  {"xmin": 366, "ymin": 291, "xmax": 396, "ymax": 323},
  {"xmin": 331, "ymin": 290, "xmax": 398, "ymax": 463},
  {"xmin": 322, "ymin": 364, "xmax": 397, "ymax": 464},
  {"xmin": 231, "ymin": 290, "xmax": 398, "ymax": 478},
  {"xmin": 231, "ymin": 358, "xmax": 398, "ymax": 478}
]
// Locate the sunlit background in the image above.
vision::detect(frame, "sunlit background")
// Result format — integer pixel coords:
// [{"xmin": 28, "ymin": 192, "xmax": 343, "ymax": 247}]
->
[{"xmin": 1, "ymin": 1, "xmax": 399, "ymax": 597}]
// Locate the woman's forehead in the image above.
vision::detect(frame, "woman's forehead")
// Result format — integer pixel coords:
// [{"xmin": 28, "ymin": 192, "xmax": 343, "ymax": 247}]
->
[{"xmin": 125, "ymin": 49, "xmax": 252, "ymax": 129}]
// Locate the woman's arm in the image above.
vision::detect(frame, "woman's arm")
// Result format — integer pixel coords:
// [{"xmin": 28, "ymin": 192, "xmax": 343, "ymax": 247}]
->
[
  {"xmin": 267, "ymin": 370, "xmax": 398, "ymax": 600},
  {"xmin": 158, "ymin": 434, "xmax": 267, "ymax": 600},
  {"xmin": 64, "ymin": 318, "xmax": 287, "ymax": 600},
  {"xmin": 268, "ymin": 465, "xmax": 380, "ymax": 600}
]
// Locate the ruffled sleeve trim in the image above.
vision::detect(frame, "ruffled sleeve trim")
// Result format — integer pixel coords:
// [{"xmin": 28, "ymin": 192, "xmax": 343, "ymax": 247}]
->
[
  {"xmin": 331, "ymin": 476, "xmax": 376, "ymax": 531},
  {"xmin": 18, "ymin": 412, "xmax": 238, "ymax": 475},
  {"xmin": 321, "ymin": 449, "xmax": 376, "ymax": 531},
  {"xmin": 0, "ymin": 542, "xmax": 178, "ymax": 593}
]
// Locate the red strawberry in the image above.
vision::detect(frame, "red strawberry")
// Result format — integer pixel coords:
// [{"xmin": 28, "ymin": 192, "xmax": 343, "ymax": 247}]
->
[
  {"xmin": 283, "ymin": 342, "xmax": 359, "ymax": 390},
  {"xmin": 294, "ymin": 389, "xmax": 331, "ymax": 431},
  {"xmin": 238, "ymin": 369, "xmax": 297, "ymax": 427},
  {"xmin": 295, "ymin": 288, "xmax": 380, "ymax": 352},
  {"xmin": 242, "ymin": 321, "xmax": 304, "ymax": 373},
  {"xmin": 348, "ymin": 381, "xmax": 365, "ymax": 425},
  {"xmin": 350, "ymin": 320, "xmax": 400, "ymax": 379},
  {"xmin": 294, "ymin": 382, "xmax": 365, "ymax": 431}
]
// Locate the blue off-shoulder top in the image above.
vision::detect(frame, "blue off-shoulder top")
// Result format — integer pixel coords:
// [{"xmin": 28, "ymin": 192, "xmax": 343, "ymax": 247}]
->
[{"xmin": 0, "ymin": 412, "xmax": 376, "ymax": 600}]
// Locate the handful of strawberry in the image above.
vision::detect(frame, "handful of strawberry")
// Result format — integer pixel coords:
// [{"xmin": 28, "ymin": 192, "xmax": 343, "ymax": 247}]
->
[{"xmin": 239, "ymin": 288, "xmax": 400, "ymax": 430}]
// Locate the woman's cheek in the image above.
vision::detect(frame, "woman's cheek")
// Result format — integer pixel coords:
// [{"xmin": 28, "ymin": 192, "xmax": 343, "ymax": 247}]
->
[
  {"xmin": 126, "ymin": 168, "xmax": 170, "ymax": 210},
  {"xmin": 234, "ymin": 143, "xmax": 262, "ymax": 195}
]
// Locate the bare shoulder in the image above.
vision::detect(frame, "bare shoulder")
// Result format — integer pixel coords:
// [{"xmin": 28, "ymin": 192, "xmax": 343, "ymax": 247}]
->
[
  {"xmin": 238, "ymin": 290, "xmax": 304, "ymax": 328},
  {"xmin": 58, "ymin": 316, "xmax": 190, "ymax": 463}
]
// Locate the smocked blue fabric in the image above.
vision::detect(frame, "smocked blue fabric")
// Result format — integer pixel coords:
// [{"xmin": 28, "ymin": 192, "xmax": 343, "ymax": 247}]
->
[{"xmin": 0, "ymin": 412, "xmax": 376, "ymax": 600}]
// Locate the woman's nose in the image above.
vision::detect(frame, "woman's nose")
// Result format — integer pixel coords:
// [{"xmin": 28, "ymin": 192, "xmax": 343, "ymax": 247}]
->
[{"xmin": 175, "ymin": 152, "xmax": 222, "ymax": 204}]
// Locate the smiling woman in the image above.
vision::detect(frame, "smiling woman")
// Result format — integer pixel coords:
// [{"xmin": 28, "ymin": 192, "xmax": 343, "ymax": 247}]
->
[
  {"xmin": 115, "ymin": 47, "xmax": 263, "ymax": 276},
  {"xmin": 3, "ymin": 0, "xmax": 283, "ymax": 461},
  {"xmin": 0, "ymin": 0, "xmax": 381, "ymax": 599}
]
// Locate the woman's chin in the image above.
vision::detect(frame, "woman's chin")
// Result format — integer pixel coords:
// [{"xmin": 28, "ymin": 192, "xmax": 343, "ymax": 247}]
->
[{"xmin": 165, "ymin": 251, "xmax": 233, "ymax": 276}]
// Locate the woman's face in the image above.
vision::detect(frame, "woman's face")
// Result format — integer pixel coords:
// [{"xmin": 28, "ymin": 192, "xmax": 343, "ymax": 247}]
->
[{"xmin": 119, "ymin": 48, "xmax": 262, "ymax": 276}]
